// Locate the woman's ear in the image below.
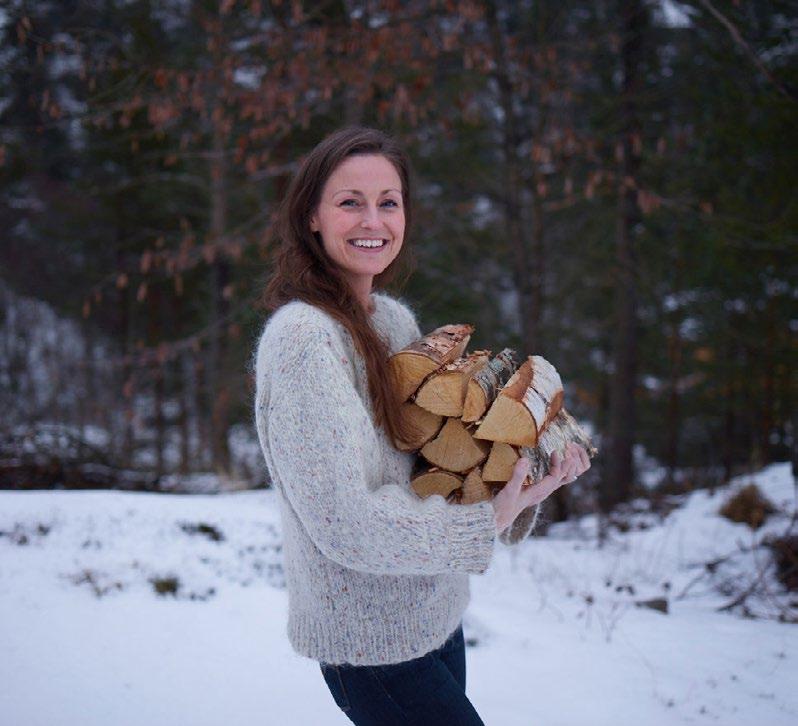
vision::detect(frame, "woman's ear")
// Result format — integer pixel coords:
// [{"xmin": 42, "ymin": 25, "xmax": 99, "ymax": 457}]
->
[{"xmin": 310, "ymin": 215, "xmax": 319, "ymax": 233}]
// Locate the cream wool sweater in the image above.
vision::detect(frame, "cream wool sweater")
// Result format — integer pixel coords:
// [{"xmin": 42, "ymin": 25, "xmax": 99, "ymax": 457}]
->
[{"xmin": 253, "ymin": 291, "xmax": 540, "ymax": 666}]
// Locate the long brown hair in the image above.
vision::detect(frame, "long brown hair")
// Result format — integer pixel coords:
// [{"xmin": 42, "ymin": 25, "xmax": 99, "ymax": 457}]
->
[{"xmin": 260, "ymin": 126, "xmax": 418, "ymax": 446}]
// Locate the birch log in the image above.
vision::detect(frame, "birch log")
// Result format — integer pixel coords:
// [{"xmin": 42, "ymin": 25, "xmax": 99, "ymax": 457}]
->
[
  {"xmin": 420, "ymin": 417, "xmax": 490, "ymax": 473},
  {"xmin": 520, "ymin": 408, "xmax": 597, "ymax": 482},
  {"xmin": 414, "ymin": 350, "xmax": 491, "ymax": 417},
  {"xmin": 389, "ymin": 324, "xmax": 474, "ymax": 402},
  {"xmin": 482, "ymin": 441, "xmax": 520, "ymax": 482},
  {"xmin": 461, "ymin": 348, "xmax": 520, "ymax": 422},
  {"xmin": 411, "ymin": 469, "xmax": 463, "ymax": 499},
  {"xmin": 473, "ymin": 355, "xmax": 564, "ymax": 447},
  {"xmin": 393, "ymin": 402, "xmax": 443, "ymax": 452},
  {"xmin": 460, "ymin": 466, "xmax": 493, "ymax": 504}
]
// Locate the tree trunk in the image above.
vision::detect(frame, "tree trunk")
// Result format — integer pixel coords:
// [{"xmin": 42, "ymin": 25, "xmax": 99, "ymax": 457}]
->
[
  {"xmin": 601, "ymin": 0, "xmax": 645, "ymax": 512},
  {"xmin": 761, "ymin": 300, "xmax": 776, "ymax": 463},
  {"xmin": 148, "ymin": 285, "xmax": 165, "ymax": 477},
  {"xmin": 154, "ymin": 362, "xmax": 165, "ymax": 478},
  {"xmin": 665, "ymin": 254, "xmax": 684, "ymax": 485},
  {"xmin": 194, "ymin": 353, "xmax": 210, "ymax": 471},
  {"xmin": 665, "ymin": 324, "xmax": 682, "ymax": 486},
  {"xmin": 484, "ymin": 0, "xmax": 536, "ymax": 354},
  {"xmin": 178, "ymin": 351, "xmax": 191, "ymax": 475},
  {"xmin": 208, "ymin": 103, "xmax": 232, "ymax": 476}
]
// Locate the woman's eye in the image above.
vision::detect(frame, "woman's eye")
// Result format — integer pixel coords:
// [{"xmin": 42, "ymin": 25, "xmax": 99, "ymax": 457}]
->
[{"xmin": 339, "ymin": 198, "xmax": 399, "ymax": 208}]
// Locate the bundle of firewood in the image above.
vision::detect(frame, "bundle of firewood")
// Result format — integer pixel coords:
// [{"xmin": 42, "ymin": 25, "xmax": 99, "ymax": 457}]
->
[{"xmin": 389, "ymin": 324, "xmax": 597, "ymax": 505}]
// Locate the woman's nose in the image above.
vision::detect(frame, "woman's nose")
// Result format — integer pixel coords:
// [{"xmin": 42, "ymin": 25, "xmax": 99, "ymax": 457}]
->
[{"xmin": 360, "ymin": 204, "xmax": 381, "ymax": 228}]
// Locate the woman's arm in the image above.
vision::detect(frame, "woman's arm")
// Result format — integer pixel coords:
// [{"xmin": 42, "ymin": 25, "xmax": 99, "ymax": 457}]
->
[{"xmin": 260, "ymin": 323, "xmax": 497, "ymax": 577}]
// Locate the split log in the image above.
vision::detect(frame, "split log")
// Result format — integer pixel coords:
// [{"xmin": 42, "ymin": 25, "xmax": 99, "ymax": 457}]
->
[
  {"xmin": 520, "ymin": 408, "xmax": 597, "ymax": 482},
  {"xmin": 420, "ymin": 417, "xmax": 490, "ymax": 473},
  {"xmin": 389, "ymin": 324, "xmax": 474, "ymax": 402},
  {"xmin": 460, "ymin": 466, "xmax": 493, "ymax": 504},
  {"xmin": 462, "ymin": 348, "xmax": 520, "ymax": 422},
  {"xmin": 393, "ymin": 402, "xmax": 444, "ymax": 452},
  {"xmin": 482, "ymin": 442, "xmax": 520, "ymax": 482},
  {"xmin": 414, "ymin": 351, "xmax": 491, "ymax": 417},
  {"xmin": 411, "ymin": 469, "xmax": 463, "ymax": 499},
  {"xmin": 473, "ymin": 355, "xmax": 564, "ymax": 447}
]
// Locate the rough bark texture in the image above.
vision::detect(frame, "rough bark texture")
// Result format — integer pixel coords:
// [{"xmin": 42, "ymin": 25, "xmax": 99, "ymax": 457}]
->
[
  {"xmin": 389, "ymin": 324, "xmax": 474, "ymax": 402},
  {"xmin": 520, "ymin": 408, "xmax": 597, "ymax": 482},
  {"xmin": 462, "ymin": 348, "xmax": 520, "ymax": 422}
]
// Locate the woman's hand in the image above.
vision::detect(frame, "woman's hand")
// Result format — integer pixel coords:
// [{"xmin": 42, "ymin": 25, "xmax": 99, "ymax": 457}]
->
[{"xmin": 491, "ymin": 443, "xmax": 591, "ymax": 534}]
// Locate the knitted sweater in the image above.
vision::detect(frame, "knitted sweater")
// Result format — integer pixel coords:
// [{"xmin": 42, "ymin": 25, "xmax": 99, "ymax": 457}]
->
[{"xmin": 253, "ymin": 291, "xmax": 540, "ymax": 666}]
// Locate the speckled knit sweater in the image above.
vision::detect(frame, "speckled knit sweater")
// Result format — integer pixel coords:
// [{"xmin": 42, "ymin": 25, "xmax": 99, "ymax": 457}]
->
[{"xmin": 253, "ymin": 291, "xmax": 540, "ymax": 666}]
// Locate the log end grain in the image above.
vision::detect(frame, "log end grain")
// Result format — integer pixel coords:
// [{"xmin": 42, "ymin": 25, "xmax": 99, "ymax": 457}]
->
[
  {"xmin": 411, "ymin": 470, "xmax": 463, "ymax": 499},
  {"xmin": 460, "ymin": 466, "xmax": 493, "ymax": 504},
  {"xmin": 472, "ymin": 396, "xmax": 538, "ymax": 447},
  {"xmin": 420, "ymin": 417, "xmax": 491, "ymax": 473}
]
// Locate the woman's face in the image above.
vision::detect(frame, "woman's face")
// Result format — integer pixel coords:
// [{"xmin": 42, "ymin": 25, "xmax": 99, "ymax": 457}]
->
[{"xmin": 310, "ymin": 154, "xmax": 405, "ymax": 297}]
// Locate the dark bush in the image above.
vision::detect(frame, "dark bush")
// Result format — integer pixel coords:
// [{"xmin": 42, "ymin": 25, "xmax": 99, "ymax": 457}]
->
[
  {"xmin": 150, "ymin": 575, "xmax": 180, "ymax": 596},
  {"xmin": 179, "ymin": 521, "xmax": 225, "ymax": 542},
  {"xmin": 768, "ymin": 535, "xmax": 798, "ymax": 592},
  {"xmin": 719, "ymin": 484, "xmax": 776, "ymax": 530}
]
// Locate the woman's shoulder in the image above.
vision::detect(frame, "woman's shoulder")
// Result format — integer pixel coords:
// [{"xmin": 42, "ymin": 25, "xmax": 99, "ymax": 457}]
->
[
  {"xmin": 372, "ymin": 291, "xmax": 416, "ymax": 317},
  {"xmin": 372, "ymin": 291, "xmax": 422, "ymax": 346},
  {"xmin": 264, "ymin": 299, "xmax": 343, "ymax": 334},
  {"xmin": 257, "ymin": 300, "xmax": 343, "ymax": 360}
]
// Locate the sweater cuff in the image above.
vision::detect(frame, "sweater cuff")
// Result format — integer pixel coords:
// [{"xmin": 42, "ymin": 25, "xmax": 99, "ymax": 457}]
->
[
  {"xmin": 498, "ymin": 503, "xmax": 541, "ymax": 545},
  {"xmin": 444, "ymin": 500, "xmax": 497, "ymax": 574}
]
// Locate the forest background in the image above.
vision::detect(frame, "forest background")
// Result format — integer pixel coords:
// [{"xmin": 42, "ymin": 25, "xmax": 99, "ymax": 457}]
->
[{"xmin": 1, "ymin": 0, "xmax": 795, "ymax": 525}]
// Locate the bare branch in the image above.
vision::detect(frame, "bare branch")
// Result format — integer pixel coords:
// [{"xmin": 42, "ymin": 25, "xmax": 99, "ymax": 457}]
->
[{"xmin": 695, "ymin": 0, "xmax": 797, "ymax": 103}]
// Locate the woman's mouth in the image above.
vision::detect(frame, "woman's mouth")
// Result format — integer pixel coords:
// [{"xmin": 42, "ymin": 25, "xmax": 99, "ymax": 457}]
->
[{"xmin": 347, "ymin": 238, "xmax": 388, "ymax": 251}]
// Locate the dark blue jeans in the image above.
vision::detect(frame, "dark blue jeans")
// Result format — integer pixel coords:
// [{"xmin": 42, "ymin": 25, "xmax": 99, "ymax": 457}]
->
[{"xmin": 319, "ymin": 623, "xmax": 485, "ymax": 725}]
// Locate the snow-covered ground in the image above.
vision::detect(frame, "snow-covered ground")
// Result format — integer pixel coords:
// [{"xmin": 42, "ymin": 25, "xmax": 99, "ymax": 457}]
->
[{"xmin": 1, "ymin": 463, "xmax": 796, "ymax": 725}]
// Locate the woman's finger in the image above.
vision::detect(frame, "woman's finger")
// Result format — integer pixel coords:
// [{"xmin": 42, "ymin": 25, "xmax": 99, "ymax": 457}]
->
[
  {"xmin": 562, "ymin": 447, "xmax": 580, "ymax": 482},
  {"xmin": 548, "ymin": 450, "xmax": 563, "ymax": 480},
  {"xmin": 509, "ymin": 457, "xmax": 530, "ymax": 491},
  {"xmin": 521, "ymin": 470, "xmax": 563, "ymax": 507}
]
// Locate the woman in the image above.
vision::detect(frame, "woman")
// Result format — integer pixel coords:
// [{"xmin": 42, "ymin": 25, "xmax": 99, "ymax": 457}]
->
[{"xmin": 253, "ymin": 126, "xmax": 590, "ymax": 725}]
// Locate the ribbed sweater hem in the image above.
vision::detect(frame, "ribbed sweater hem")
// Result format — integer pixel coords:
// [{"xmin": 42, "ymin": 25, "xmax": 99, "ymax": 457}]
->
[{"xmin": 287, "ymin": 585, "xmax": 470, "ymax": 666}]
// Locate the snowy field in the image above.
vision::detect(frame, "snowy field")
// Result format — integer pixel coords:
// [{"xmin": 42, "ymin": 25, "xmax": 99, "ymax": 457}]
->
[{"xmin": 1, "ymin": 462, "xmax": 796, "ymax": 726}]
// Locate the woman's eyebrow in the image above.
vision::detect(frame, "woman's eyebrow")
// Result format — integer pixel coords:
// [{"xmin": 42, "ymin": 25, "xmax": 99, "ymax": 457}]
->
[{"xmin": 333, "ymin": 188, "xmax": 401, "ymax": 196}]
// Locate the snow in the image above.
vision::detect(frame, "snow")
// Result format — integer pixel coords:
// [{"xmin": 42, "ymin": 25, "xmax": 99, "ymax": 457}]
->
[{"xmin": 1, "ymin": 463, "xmax": 796, "ymax": 725}]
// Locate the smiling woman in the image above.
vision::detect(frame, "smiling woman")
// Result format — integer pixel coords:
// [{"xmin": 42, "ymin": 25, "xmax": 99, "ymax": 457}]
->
[
  {"xmin": 252, "ymin": 126, "xmax": 589, "ymax": 726},
  {"xmin": 259, "ymin": 127, "xmax": 417, "ymax": 448},
  {"xmin": 309, "ymin": 154, "xmax": 406, "ymax": 312}
]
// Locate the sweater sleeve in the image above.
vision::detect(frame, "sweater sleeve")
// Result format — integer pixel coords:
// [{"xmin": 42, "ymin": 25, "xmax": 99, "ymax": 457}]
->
[
  {"xmin": 498, "ymin": 503, "xmax": 542, "ymax": 545},
  {"xmin": 262, "ymin": 325, "xmax": 497, "ymax": 577}
]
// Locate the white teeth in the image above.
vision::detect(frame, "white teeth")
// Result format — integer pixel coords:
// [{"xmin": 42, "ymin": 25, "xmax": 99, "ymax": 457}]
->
[{"xmin": 350, "ymin": 238, "xmax": 386, "ymax": 248}]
